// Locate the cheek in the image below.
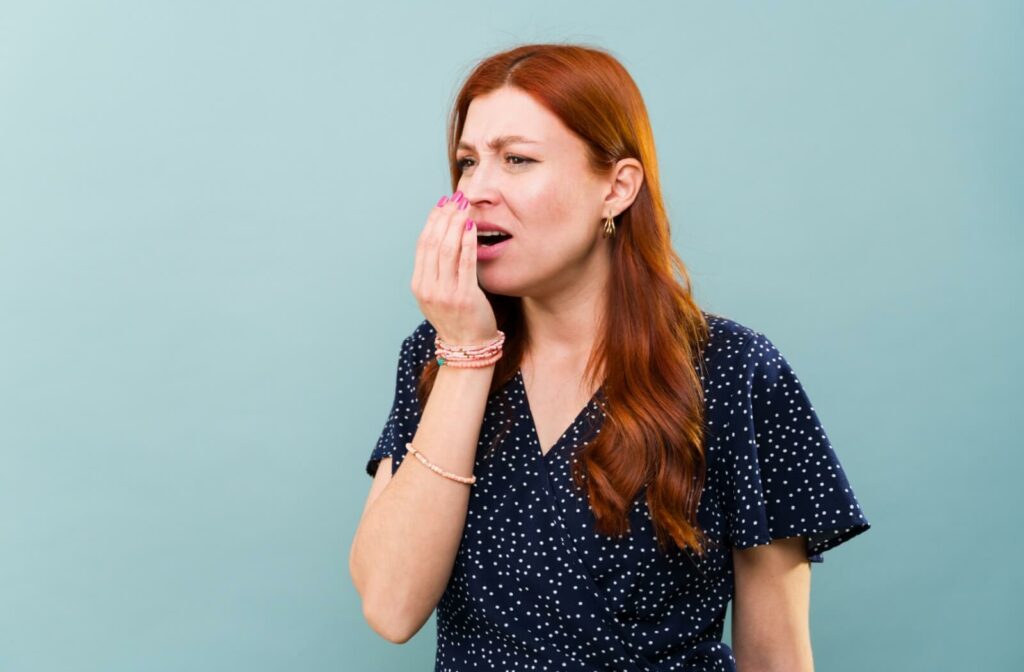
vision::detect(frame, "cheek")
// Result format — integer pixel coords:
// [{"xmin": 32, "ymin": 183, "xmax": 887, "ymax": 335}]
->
[{"xmin": 521, "ymin": 179, "xmax": 577, "ymax": 229}]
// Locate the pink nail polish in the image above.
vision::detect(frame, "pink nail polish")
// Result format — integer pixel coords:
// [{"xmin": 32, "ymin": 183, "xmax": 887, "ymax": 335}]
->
[
  {"xmin": 452, "ymin": 190, "xmax": 463, "ymax": 201},
  {"xmin": 437, "ymin": 195, "xmax": 449, "ymax": 207},
  {"xmin": 465, "ymin": 219, "xmax": 474, "ymax": 230},
  {"xmin": 458, "ymin": 198, "xmax": 469, "ymax": 211}
]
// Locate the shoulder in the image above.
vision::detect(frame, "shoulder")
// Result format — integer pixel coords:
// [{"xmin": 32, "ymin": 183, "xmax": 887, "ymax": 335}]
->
[
  {"xmin": 406, "ymin": 318, "xmax": 437, "ymax": 346},
  {"xmin": 698, "ymin": 309, "xmax": 762, "ymax": 364},
  {"xmin": 698, "ymin": 311, "xmax": 798, "ymax": 387},
  {"xmin": 397, "ymin": 318, "xmax": 437, "ymax": 369}
]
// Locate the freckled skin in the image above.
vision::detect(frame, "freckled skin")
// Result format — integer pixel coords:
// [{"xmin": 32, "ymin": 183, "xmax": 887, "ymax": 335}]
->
[{"xmin": 455, "ymin": 86, "xmax": 610, "ymax": 299}]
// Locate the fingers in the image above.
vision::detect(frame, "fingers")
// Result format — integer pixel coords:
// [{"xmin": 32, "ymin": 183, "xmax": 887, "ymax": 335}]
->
[
  {"xmin": 438, "ymin": 194, "xmax": 471, "ymax": 296},
  {"xmin": 456, "ymin": 216, "xmax": 477, "ymax": 297},
  {"xmin": 414, "ymin": 192, "xmax": 457, "ymax": 295},
  {"xmin": 413, "ymin": 197, "xmax": 436, "ymax": 292},
  {"xmin": 413, "ymin": 191, "xmax": 469, "ymax": 300}
]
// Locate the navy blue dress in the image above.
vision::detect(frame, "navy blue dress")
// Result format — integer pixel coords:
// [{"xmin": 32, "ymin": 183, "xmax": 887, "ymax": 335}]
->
[{"xmin": 366, "ymin": 312, "xmax": 871, "ymax": 671}]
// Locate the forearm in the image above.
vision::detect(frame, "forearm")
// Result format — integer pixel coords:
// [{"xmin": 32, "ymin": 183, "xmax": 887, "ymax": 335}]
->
[{"xmin": 351, "ymin": 364, "xmax": 493, "ymax": 642}]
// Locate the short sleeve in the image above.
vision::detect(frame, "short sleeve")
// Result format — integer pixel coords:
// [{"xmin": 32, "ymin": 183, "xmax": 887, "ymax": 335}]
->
[
  {"xmin": 718, "ymin": 331, "xmax": 871, "ymax": 563},
  {"xmin": 365, "ymin": 320, "xmax": 435, "ymax": 478}
]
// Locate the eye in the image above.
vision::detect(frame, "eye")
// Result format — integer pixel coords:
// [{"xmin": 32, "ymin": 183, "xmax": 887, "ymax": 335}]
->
[{"xmin": 456, "ymin": 154, "xmax": 534, "ymax": 170}]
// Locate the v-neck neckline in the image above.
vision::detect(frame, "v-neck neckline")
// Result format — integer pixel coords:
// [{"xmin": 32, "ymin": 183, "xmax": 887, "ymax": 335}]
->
[{"xmin": 514, "ymin": 367, "xmax": 603, "ymax": 461}]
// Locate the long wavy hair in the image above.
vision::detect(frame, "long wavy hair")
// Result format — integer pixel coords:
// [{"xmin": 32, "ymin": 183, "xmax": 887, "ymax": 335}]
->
[{"xmin": 415, "ymin": 43, "xmax": 712, "ymax": 558}]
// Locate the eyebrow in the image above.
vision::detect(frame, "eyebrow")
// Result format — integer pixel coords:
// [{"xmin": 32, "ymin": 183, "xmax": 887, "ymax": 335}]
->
[{"xmin": 456, "ymin": 135, "xmax": 539, "ymax": 152}]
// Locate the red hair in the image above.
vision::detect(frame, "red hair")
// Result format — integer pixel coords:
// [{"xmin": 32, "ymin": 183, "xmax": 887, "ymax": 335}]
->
[{"xmin": 417, "ymin": 43, "xmax": 712, "ymax": 558}]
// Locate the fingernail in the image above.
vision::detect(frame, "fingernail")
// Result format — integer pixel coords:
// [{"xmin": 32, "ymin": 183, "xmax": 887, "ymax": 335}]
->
[
  {"xmin": 452, "ymin": 190, "xmax": 463, "ymax": 201},
  {"xmin": 458, "ymin": 198, "xmax": 469, "ymax": 211},
  {"xmin": 436, "ymin": 195, "xmax": 449, "ymax": 207},
  {"xmin": 465, "ymin": 218, "xmax": 474, "ymax": 230}
]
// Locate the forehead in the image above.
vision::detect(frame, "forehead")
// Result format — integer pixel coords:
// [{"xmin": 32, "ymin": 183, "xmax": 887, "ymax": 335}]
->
[{"xmin": 459, "ymin": 87, "xmax": 573, "ymax": 150}]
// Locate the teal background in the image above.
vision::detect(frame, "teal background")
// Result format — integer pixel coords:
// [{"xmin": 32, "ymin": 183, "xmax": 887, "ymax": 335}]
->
[{"xmin": 2, "ymin": 1, "xmax": 1020, "ymax": 670}]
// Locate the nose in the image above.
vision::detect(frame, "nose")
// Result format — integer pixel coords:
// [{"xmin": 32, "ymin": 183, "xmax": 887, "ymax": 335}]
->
[
  {"xmin": 456, "ymin": 159, "xmax": 503, "ymax": 206},
  {"xmin": 458, "ymin": 191, "xmax": 489, "ymax": 214},
  {"xmin": 455, "ymin": 182, "xmax": 497, "ymax": 210}
]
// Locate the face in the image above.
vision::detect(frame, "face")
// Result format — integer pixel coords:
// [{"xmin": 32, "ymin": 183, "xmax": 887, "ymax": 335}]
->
[{"xmin": 455, "ymin": 86, "xmax": 611, "ymax": 298}]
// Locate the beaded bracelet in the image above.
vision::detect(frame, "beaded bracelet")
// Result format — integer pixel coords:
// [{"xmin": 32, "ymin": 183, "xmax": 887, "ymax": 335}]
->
[
  {"xmin": 406, "ymin": 442, "xmax": 476, "ymax": 485},
  {"xmin": 435, "ymin": 330, "xmax": 505, "ymax": 368}
]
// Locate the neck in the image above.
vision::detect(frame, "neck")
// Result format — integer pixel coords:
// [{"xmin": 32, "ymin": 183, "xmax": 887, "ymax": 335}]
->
[{"xmin": 520, "ymin": 246, "xmax": 611, "ymax": 365}]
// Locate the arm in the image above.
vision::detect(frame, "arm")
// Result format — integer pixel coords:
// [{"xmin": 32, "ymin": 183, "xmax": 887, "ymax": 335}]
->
[
  {"xmin": 349, "ymin": 364, "xmax": 494, "ymax": 644},
  {"xmin": 731, "ymin": 535, "xmax": 814, "ymax": 672}
]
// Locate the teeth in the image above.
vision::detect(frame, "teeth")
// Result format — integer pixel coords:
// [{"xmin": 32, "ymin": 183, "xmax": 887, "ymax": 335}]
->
[{"xmin": 477, "ymin": 231, "xmax": 507, "ymax": 236}]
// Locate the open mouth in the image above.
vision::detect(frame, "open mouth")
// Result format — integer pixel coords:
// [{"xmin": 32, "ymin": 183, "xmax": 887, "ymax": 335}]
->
[{"xmin": 478, "ymin": 232, "xmax": 513, "ymax": 247}]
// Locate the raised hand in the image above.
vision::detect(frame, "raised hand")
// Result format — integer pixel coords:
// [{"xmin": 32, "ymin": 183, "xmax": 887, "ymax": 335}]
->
[{"xmin": 411, "ymin": 191, "xmax": 498, "ymax": 347}]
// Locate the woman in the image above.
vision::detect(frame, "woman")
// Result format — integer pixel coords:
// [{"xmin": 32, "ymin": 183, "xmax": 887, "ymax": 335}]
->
[{"xmin": 350, "ymin": 43, "xmax": 870, "ymax": 672}]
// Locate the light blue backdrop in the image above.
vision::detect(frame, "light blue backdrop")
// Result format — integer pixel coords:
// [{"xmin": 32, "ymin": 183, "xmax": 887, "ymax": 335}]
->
[{"xmin": 2, "ymin": 1, "xmax": 1020, "ymax": 670}]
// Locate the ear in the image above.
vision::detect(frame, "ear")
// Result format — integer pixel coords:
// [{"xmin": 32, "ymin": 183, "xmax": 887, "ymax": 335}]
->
[{"xmin": 602, "ymin": 158, "xmax": 644, "ymax": 217}]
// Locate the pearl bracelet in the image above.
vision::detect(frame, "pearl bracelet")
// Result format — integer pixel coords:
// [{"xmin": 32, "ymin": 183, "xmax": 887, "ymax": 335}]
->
[
  {"xmin": 435, "ymin": 330, "xmax": 505, "ymax": 368},
  {"xmin": 406, "ymin": 442, "xmax": 476, "ymax": 485}
]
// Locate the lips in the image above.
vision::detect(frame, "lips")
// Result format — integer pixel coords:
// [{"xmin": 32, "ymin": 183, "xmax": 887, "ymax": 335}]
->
[
  {"xmin": 473, "ymin": 221, "xmax": 511, "ymax": 235},
  {"xmin": 477, "ymin": 231, "xmax": 513, "ymax": 246},
  {"xmin": 476, "ymin": 235, "xmax": 511, "ymax": 260}
]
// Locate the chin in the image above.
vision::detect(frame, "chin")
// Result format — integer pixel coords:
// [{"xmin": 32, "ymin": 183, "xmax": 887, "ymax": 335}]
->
[{"xmin": 478, "ymin": 272, "xmax": 528, "ymax": 299}]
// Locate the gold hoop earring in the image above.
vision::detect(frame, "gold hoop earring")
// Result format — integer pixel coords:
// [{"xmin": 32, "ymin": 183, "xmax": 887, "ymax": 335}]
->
[{"xmin": 602, "ymin": 214, "xmax": 616, "ymax": 238}]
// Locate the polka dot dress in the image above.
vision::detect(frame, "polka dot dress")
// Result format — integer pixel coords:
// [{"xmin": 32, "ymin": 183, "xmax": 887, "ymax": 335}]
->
[{"xmin": 366, "ymin": 312, "xmax": 871, "ymax": 671}]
